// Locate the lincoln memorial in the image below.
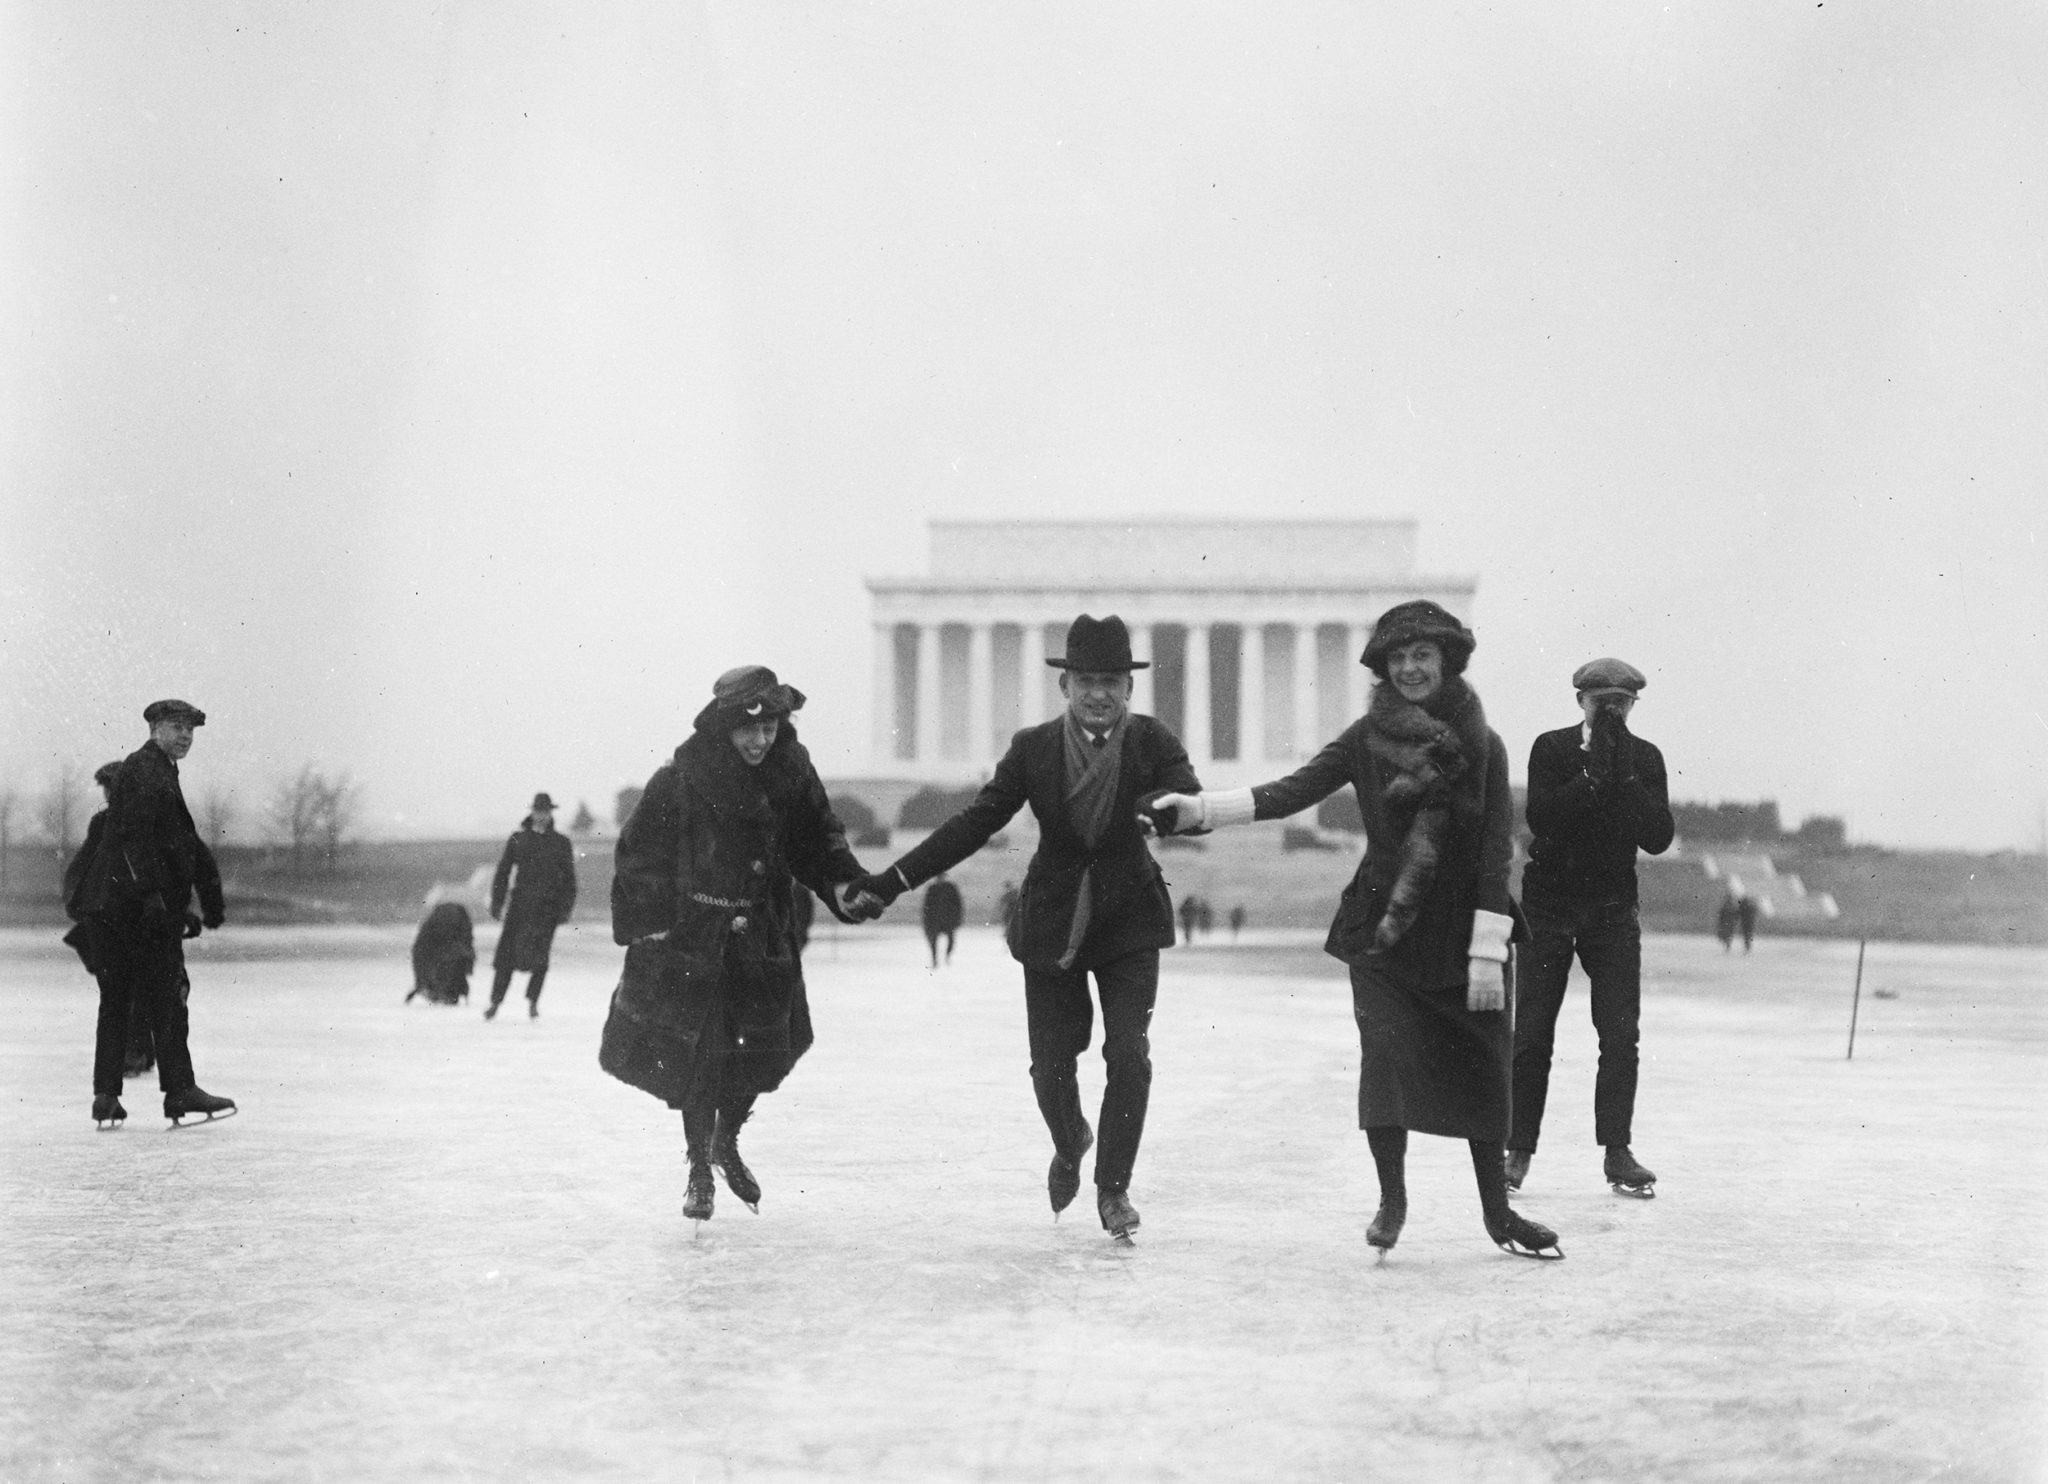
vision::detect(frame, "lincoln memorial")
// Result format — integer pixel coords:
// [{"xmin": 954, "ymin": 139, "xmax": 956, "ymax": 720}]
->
[{"xmin": 864, "ymin": 519, "xmax": 1475, "ymax": 791}]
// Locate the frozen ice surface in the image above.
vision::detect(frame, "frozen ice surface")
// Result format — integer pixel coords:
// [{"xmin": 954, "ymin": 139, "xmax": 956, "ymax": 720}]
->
[{"xmin": 2, "ymin": 923, "xmax": 2043, "ymax": 1482}]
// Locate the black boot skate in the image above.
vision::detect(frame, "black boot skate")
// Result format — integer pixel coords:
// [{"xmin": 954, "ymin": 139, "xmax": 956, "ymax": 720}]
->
[
  {"xmin": 1604, "ymin": 1145, "xmax": 1657, "ymax": 1199},
  {"xmin": 1487, "ymin": 1208, "xmax": 1564, "ymax": 1260},
  {"xmin": 92, "ymin": 1094, "xmax": 127, "ymax": 1130},
  {"xmin": 164, "ymin": 1087, "xmax": 237, "ymax": 1127},
  {"xmin": 1047, "ymin": 1120, "xmax": 1094, "ymax": 1216},
  {"xmin": 710, "ymin": 1108, "xmax": 761, "ymax": 1213},
  {"xmin": 683, "ymin": 1162, "xmax": 716, "ymax": 1223},
  {"xmin": 1365, "ymin": 1196, "xmax": 1408, "ymax": 1257},
  {"xmin": 1097, "ymin": 1188, "xmax": 1141, "ymax": 1246}
]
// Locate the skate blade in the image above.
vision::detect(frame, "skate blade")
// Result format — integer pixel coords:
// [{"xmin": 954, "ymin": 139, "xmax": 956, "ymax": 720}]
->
[
  {"xmin": 95, "ymin": 1120, "xmax": 125, "ymax": 1132},
  {"xmin": 1108, "ymin": 1229, "xmax": 1136, "ymax": 1247},
  {"xmin": 1498, "ymin": 1238, "xmax": 1566, "ymax": 1261},
  {"xmin": 1609, "ymin": 1182, "xmax": 1656, "ymax": 1200},
  {"xmin": 167, "ymin": 1107, "xmax": 238, "ymax": 1129}
]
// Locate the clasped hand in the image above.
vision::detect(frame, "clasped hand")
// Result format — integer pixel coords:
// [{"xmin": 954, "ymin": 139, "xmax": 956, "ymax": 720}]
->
[{"xmin": 1136, "ymin": 793, "xmax": 1201, "ymax": 836}]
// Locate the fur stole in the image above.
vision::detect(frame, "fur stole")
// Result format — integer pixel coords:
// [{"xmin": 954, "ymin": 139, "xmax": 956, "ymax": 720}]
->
[{"xmin": 1363, "ymin": 675, "xmax": 1490, "ymax": 950}]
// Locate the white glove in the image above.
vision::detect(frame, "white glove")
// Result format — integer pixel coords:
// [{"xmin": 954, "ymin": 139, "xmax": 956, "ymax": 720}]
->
[
  {"xmin": 1466, "ymin": 909, "xmax": 1513, "ymax": 1012},
  {"xmin": 1149, "ymin": 788, "xmax": 1257, "ymax": 834}
]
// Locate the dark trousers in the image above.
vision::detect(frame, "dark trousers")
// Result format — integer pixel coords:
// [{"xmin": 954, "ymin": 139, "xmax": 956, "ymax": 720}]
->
[
  {"xmin": 924, "ymin": 928, "xmax": 955, "ymax": 966},
  {"xmin": 489, "ymin": 965, "xmax": 548, "ymax": 1008},
  {"xmin": 91, "ymin": 921, "xmax": 196, "ymax": 1098},
  {"xmin": 1023, "ymin": 948, "xmax": 1158, "ymax": 1195},
  {"xmin": 1510, "ymin": 893, "xmax": 1641, "ymax": 1151}
]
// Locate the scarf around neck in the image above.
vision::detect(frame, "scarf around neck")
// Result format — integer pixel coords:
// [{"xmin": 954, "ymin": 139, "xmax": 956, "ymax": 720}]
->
[
  {"xmin": 1361, "ymin": 675, "xmax": 1489, "ymax": 951},
  {"xmin": 1055, "ymin": 710, "xmax": 1127, "ymax": 968}
]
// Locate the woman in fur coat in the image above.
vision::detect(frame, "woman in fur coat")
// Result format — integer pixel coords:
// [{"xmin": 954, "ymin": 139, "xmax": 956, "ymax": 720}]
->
[
  {"xmin": 1149, "ymin": 601, "xmax": 1561, "ymax": 1261},
  {"xmin": 606, "ymin": 666, "xmax": 869, "ymax": 1224}
]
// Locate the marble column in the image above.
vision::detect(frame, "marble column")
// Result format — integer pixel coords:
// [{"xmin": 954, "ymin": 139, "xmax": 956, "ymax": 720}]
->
[
  {"xmin": 1129, "ymin": 622, "xmax": 1154, "ymax": 716},
  {"xmin": 1349, "ymin": 623, "xmax": 1374, "ymax": 718},
  {"xmin": 1021, "ymin": 622, "xmax": 1047, "ymax": 723},
  {"xmin": 967, "ymin": 623, "xmax": 993, "ymax": 765},
  {"xmin": 1241, "ymin": 619, "xmax": 1266, "ymax": 764},
  {"xmin": 915, "ymin": 621, "xmax": 942, "ymax": 764},
  {"xmin": 1185, "ymin": 622, "xmax": 1212, "ymax": 768},
  {"xmin": 872, "ymin": 623, "xmax": 895, "ymax": 766},
  {"xmin": 1292, "ymin": 622, "xmax": 1319, "ymax": 759}
]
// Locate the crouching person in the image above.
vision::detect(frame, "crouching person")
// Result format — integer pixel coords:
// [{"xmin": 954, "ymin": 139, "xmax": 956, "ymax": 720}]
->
[{"xmin": 603, "ymin": 667, "xmax": 870, "ymax": 1225}]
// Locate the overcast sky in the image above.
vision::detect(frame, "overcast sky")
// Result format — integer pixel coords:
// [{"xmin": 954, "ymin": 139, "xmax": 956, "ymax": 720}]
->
[{"xmin": 3, "ymin": 2, "xmax": 2042, "ymax": 851}]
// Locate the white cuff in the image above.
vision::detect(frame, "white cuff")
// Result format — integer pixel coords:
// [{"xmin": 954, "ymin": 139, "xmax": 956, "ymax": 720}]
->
[
  {"xmin": 1202, "ymin": 788, "xmax": 1257, "ymax": 830},
  {"xmin": 1468, "ymin": 909, "xmax": 1513, "ymax": 963}
]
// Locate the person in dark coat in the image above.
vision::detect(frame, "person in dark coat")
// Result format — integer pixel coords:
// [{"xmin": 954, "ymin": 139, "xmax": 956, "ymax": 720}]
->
[
  {"xmin": 74, "ymin": 700, "xmax": 234, "ymax": 1128},
  {"xmin": 64, "ymin": 762, "xmax": 159, "ymax": 1077},
  {"xmin": 849, "ymin": 614, "xmax": 1200, "ymax": 1243},
  {"xmin": 1736, "ymin": 893, "xmax": 1759, "ymax": 953},
  {"xmin": 1151, "ymin": 601, "xmax": 1561, "ymax": 1260},
  {"xmin": 921, "ymin": 872, "xmax": 964, "ymax": 967},
  {"xmin": 1715, "ymin": 889, "xmax": 1741, "ymax": 951},
  {"xmin": 486, "ymin": 792, "xmax": 577, "ymax": 1020},
  {"xmin": 1508, "ymin": 657, "xmax": 1675, "ymax": 1200},
  {"xmin": 605, "ymin": 666, "xmax": 870, "ymax": 1224},
  {"xmin": 408, "ymin": 902, "xmax": 477, "ymax": 1004}
]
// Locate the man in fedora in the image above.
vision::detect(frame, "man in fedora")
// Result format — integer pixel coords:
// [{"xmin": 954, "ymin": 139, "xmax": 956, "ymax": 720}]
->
[
  {"xmin": 76, "ymin": 699, "xmax": 235, "ymax": 1127},
  {"xmin": 487, "ymin": 791, "xmax": 578, "ymax": 1020},
  {"xmin": 850, "ymin": 615, "xmax": 1200, "ymax": 1242},
  {"xmin": 1509, "ymin": 658, "xmax": 1675, "ymax": 1198}
]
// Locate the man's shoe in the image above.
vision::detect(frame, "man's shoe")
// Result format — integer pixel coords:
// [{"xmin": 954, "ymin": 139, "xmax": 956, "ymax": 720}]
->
[
  {"xmin": 1047, "ymin": 1121, "xmax": 1095, "ymax": 1216},
  {"xmin": 1097, "ymin": 1187, "xmax": 1141, "ymax": 1245},
  {"xmin": 164, "ymin": 1087, "xmax": 237, "ymax": 1127},
  {"xmin": 92, "ymin": 1094, "xmax": 127, "ymax": 1129},
  {"xmin": 1604, "ymin": 1145, "xmax": 1656, "ymax": 1198},
  {"xmin": 1505, "ymin": 1149, "xmax": 1532, "ymax": 1193},
  {"xmin": 483, "ymin": 1002, "xmax": 498, "ymax": 1021}
]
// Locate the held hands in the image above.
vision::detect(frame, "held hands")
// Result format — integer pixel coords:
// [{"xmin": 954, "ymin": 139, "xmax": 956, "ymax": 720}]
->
[
  {"xmin": 1138, "ymin": 793, "xmax": 1202, "ymax": 836},
  {"xmin": 843, "ymin": 868, "xmax": 906, "ymax": 921}
]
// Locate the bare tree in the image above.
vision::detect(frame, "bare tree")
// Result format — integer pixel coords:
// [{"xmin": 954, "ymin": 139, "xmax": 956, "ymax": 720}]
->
[
  {"xmin": 36, "ymin": 763, "xmax": 86, "ymax": 860},
  {"xmin": 198, "ymin": 787, "xmax": 238, "ymax": 850},
  {"xmin": 270, "ymin": 765, "xmax": 358, "ymax": 872}
]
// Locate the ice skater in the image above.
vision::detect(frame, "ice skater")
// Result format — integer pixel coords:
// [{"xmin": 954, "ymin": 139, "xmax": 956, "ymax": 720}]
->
[
  {"xmin": 848, "ymin": 614, "xmax": 1199, "ymax": 1244},
  {"xmin": 64, "ymin": 761, "xmax": 158, "ymax": 1076},
  {"xmin": 408, "ymin": 901, "xmax": 477, "ymax": 1004},
  {"xmin": 604, "ymin": 666, "xmax": 872, "ymax": 1225},
  {"xmin": 1150, "ymin": 601, "xmax": 1562, "ymax": 1260},
  {"xmin": 486, "ymin": 792, "xmax": 577, "ymax": 1020},
  {"xmin": 72, "ymin": 700, "xmax": 235, "ymax": 1128},
  {"xmin": 1508, "ymin": 657, "xmax": 1674, "ymax": 1199},
  {"xmin": 921, "ymin": 872, "xmax": 963, "ymax": 968}
]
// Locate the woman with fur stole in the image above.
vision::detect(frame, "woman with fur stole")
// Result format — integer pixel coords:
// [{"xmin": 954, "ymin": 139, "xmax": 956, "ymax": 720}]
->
[
  {"xmin": 1149, "ymin": 601, "xmax": 1561, "ymax": 1260},
  {"xmin": 606, "ymin": 666, "xmax": 870, "ymax": 1224}
]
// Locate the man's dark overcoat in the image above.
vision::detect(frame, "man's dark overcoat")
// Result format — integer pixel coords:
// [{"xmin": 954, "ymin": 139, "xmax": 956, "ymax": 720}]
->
[
  {"xmin": 1521, "ymin": 726, "xmax": 1674, "ymax": 906},
  {"xmin": 490, "ymin": 822, "xmax": 577, "ymax": 972},
  {"xmin": 890, "ymin": 714, "xmax": 1197, "ymax": 969},
  {"xmin": 604, "ymin": 724, "xmax": 863, "ymax": 1109},
  {"xmin": 75, "ymin": 741, "xmax": 224, "ymax": 928}
]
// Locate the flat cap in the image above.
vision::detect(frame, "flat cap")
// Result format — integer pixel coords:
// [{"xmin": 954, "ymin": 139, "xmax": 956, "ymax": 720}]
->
[
  {"xmin": 1571, "ymin": 658, "xmax": 1646, "ymax": 698},
  {"xmin": 143, "ymin": 698, "xmax": 207, "ymax": 726}
]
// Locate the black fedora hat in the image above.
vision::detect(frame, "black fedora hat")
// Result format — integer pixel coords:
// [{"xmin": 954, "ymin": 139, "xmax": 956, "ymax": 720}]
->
[
  {"xmin": 529, "ymin": 792, "xmax": 560, "ymax": 812},
  {"xmin": 1045, "ymin": 614, "xmax": 1149, "ymax": 672}
]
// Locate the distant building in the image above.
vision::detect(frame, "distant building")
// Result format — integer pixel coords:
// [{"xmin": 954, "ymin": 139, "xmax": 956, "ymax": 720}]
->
[{"xmin": 860, "ymin": 519, "xmax": 1475, "ymax": 797}]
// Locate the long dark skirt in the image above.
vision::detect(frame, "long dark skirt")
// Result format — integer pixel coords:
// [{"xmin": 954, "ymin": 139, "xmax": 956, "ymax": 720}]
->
[{"xmin": 1349, "ymin": 956, "xmax": 1510, "ymax": 1141}]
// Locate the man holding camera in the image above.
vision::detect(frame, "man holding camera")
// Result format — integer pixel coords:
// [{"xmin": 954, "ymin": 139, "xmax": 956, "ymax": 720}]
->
[{"xmin": 1509, "ymin": 658, "xmax": 1673, "ymax": 1198}]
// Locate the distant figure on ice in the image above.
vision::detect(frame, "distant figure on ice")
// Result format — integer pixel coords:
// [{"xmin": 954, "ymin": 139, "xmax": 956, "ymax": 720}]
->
[
  {"xmin": 1229, "ymin": 904, "xmax": 1246, "ymax": 942},
  {"xmin": 1715, "ymin": 890, "xmax": 1741, "ymax": 951},
  {"xmin": 1149, "ymin": 601, "xmax": 1561, "ymax": 1260},
  {"xmin": 1737, "ymin": 893, "xmax": 1759, "ymax": 953},
  {"xmin": 64, "ymin": 761, "xmax": 158, "ymax": 1077},
  {"xmin": 487, "ymin": 792, "xmax": 577, "ymax": 1020},
  {"xmin": 72, "ymin": 700, "xmax": 236, "ymax": 1128},
  {"xmin": 921, "ymin": 872, "xmax": 964, "ymax": 967},
  {"xmin": 847, "ymin": 614, "xmax": 1200, "ymax": 1246},
  {"xmin": 1196, "ymin": 898, "xmax": 1214, "ymax": 938},
  {"xmin": 408, "ymin": 902, "xmax": 476, "ymax": 1004},
  {"xmin": 605, "ymin": 666, "xmax": 873, "ymax": 1225},
  {"xmin": 1178, "ymin": 893, "xmax": 1201, "ymax": 945},
  {"xmin": 1509, "ymin": 657, "xmax": 1674, "ymax": 1201}
]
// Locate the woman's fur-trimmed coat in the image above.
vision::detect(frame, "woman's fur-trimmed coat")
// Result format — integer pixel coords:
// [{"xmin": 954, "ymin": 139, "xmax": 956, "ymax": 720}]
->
[{"xmin": 604, "ymin": 724, "xmax": 863, "ymax": 1108}]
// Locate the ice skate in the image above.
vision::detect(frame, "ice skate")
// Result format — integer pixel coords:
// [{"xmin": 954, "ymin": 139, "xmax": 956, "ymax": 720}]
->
[
  {"xmin": 683, "ymin": 1162, "xmax": 716, "ymax": 1225},
  {"xmin": 1097, "ymin": 1188, "xmax": 1140, "ymax": 1246},
  {"xmin": 164, "ymin": 1087, "xmax": 237, "ymax": 1128},
  {"xmin": 92, "ymin": 1094, "xmax": 127, "ymax": 1130},
  {"xmin": 527, "ymin": 1001, "xmax": 539, "ymax": 1020},
  {"xmin": 1504, "ymin": 1149, "xmax": 1532, "ymax": 1193},
  {"xmin": 1047, "ymin": 1121, "xmax": 1094, "ymax": 1217},
  {"xmin": 1487, "ymin": 1208, "xmax": 1564, "ymax": 1260},
  {"xmin": 709, "ymin": 1109, "xmax": 761, "ymax": 1213},
  {"xmin": 1604, "ymin": 1145, "xmax": 1656, "ymax": 1199},
  {"xmin": 1365, "ymin": 1196, "xmax": 1407, "ymax": 1259},
  {"xmin": 482, "ymin": 1002, "xmax": 499, "ymax": 1021}
]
